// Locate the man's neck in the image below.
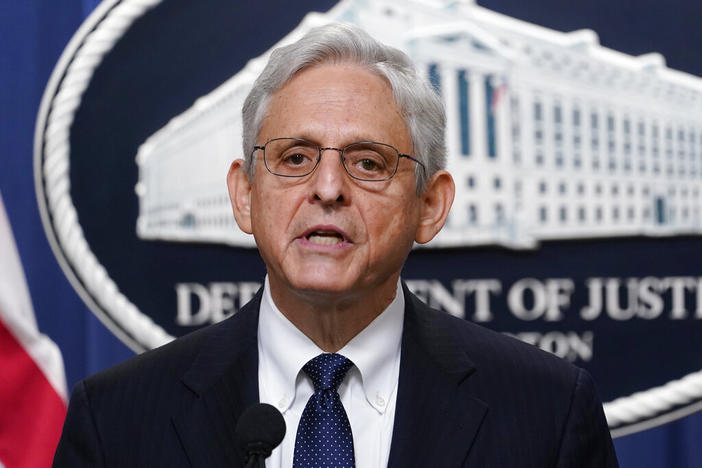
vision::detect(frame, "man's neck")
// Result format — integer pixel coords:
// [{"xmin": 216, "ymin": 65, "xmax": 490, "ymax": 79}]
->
[{"xmin": 267, "ymin": 277, "xmax": 399, "ymax": 352}]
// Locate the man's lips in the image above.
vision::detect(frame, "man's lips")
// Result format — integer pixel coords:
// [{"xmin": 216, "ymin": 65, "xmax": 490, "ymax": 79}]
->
[{"xmin": 298, "ymin": 225, "xmax": 352, "ymax": 248}]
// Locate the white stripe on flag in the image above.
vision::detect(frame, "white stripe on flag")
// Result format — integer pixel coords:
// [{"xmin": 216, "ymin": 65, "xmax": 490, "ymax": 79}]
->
[
  {"xmin": 0, "ymin": 192, "xmax": 68, "ymax": 467},
  {"xmin": 0, "ymin": 193, "xmax": 67, "ymax": 401}
]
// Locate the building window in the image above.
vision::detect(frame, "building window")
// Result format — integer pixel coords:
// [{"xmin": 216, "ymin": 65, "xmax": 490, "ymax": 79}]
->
[
  {"xmin": 578, "ymin": 206, "xmax": 586, "ymax": 222},
  {"xmin": 678, "ymin": 128, "xmax": 686, "ymax": 158},
  {"xmin": 467, "ymin": 176, "xmax": 475, "ymax": 188},
  {"xmin": 591, "ymin": 111, "xmax": 600, "ymax": 170},
  {"xmin": 495, "ymin": 203, "xmax": 505, "ymax": 224},
  {"xmin": 511, "ymin": 96, "xmax": 521, "ymax": 164},
  {"xmin": 511, "ymin": 96, "xmax": 520, "ymax": 116},
  {"xmin": 534, "ymin": 101, "xmax": 543, "ymax": 121},
  {"xmin": 559, "ymin": 183, "xmax": 566, "ymax": 194},
  {"xmin": 458, "ymin": 69, "xmax": 470, "ymax": 156},
  {"xmin": 555, "ymin": 153, "xmax": 564, "ymax": 167},
  {"xmin": 513, "ymin": 150, "xmax": 521, "ymax": 164},
  {"xmin": 494, "ymin": 177, "xmax": 501, "ymax": 189},
  {"xmin": 689, "ymin": 130, "xmax": 696, "ymax": 158},
  {"xmin": 485, "ymin": 76, "xmax": 497, "ymax": 158},
  {"xmin": 428, "ymin": 63, "xmax": 441, "ymax": 94},
  {"xmin": 607, "ymin": 113, "xmax": 616, "ymax": 168},
  {"xmin": 559, "ymin": 206, "xmax": 567, "ymax": 222},
  {"xmin": 468, "ymin": 204, "xmax": 478, "ymax": 224},
  {"xmin": 539, "ymin": 181, "xmax": 547, "ymax": 194},
  {"xmin": 554, "ymin": 104, "xmax": 562, "ymax": 124},
  {"xmin": 539, "ymin": 206, "xmax": 547, "ymax": 223}
]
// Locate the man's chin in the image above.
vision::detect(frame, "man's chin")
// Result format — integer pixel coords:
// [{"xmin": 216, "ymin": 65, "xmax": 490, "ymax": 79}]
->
[
  {"xmin": 277, "ymin": 274, "xmax": 368, "ymax": 302},
  {"xmin": 289, "ymin": 279, "xmax": 357, "ymax": 298}
]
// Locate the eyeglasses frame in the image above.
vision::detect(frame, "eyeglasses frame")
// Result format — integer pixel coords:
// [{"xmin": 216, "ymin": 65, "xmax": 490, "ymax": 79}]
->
[{"xmin": 252, "ymin": 137, "xmax": 426, "ymax": 182}]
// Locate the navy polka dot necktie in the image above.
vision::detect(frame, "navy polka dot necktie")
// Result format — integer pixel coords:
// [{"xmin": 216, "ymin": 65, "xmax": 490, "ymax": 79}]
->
[{"xmin": 293, "ymin": 353, "xmax": 355, "ymax": 468}]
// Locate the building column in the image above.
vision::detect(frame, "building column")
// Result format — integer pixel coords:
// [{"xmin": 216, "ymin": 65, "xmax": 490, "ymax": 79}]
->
[{"xmin": 443, "ymin": 65, "xmax": 461, "ymax": 165}]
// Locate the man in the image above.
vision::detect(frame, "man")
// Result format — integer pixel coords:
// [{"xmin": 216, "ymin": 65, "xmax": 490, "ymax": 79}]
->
[{"xmin": 54, "ymin": 23, "xmax": 618, "ymax": 467}]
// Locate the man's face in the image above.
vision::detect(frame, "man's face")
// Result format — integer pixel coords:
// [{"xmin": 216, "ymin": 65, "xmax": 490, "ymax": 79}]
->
[{"xmin": 244, "ymin": 63, "xmax": 423, "ymax": 303}]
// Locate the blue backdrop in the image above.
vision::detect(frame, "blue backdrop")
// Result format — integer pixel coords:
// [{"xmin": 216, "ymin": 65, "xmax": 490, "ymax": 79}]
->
[{"xmin": 1, "ymin": 0, "xmax": 701, "ymax": 466}]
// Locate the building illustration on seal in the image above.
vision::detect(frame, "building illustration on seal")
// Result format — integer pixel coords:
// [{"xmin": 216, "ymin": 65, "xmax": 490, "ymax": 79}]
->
[{"xmin": 134, "ymin": 0, "xmax": 702, "ymax": 249}]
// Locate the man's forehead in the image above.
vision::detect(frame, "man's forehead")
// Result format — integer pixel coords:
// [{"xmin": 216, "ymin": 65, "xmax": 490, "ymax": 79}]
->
[
  {"xmin": 270, "ymin": 63, "xmax": 394, "ymax": 105},
  {"xmin": 259, "ymin": 64, "xmax": 408, "ymax": 145}
]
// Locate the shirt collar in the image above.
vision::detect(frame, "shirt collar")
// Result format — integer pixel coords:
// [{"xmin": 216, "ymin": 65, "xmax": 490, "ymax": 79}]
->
[{"xmin": 258, "ymin": 276, "xmax": 404, "ymax": 415}]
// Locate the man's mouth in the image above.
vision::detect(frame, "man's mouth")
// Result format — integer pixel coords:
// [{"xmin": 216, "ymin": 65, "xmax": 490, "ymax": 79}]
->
[
  {"xmin": 306, "ymin": 230, "xmax": 345, "ymax": 246},
  {"xmin": 299, "ymin": 226, "xmax": 350, "ymax": 248}
]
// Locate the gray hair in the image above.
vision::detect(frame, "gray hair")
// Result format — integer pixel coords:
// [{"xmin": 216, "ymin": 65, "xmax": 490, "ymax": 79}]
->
[{"xmin": 241, "ymin": 23, "xmax": 446, "ymax": 194}]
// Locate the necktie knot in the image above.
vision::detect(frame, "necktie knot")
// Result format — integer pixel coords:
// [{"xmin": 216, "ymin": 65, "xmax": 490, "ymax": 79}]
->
[{"xmin": 303, "ymin": 353, "xmax": 353, "ymax": 392}]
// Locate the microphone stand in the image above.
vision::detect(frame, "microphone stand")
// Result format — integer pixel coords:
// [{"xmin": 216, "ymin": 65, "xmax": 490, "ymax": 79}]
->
[
  {"xmin": 243, "ymin": 454, "xmax": 265, "ymax": 468},
  {"xmin": 244, "ymin": 442, "xmax": 271, "ymax": 468}
]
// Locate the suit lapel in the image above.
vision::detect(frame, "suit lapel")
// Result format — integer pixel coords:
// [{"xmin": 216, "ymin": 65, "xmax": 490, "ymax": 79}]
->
[
  {"xmin": 172, "ymin": 290, "xmax": 262, "ymax": 468},
  {"xmin": 387, "ymin": 286, "xmax": 488, "ymax": 468}
]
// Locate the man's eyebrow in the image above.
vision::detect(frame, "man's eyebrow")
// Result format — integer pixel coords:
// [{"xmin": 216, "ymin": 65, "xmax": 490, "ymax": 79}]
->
[{"xmin": 287, "ymin": 134, "xmax": 388, "ymax": 146}]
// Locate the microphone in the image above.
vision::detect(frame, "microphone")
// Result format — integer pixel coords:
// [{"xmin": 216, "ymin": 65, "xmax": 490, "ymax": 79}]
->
[{"xmin": 235, "ymin": 403, "xmax": 286, "ymax": 468}]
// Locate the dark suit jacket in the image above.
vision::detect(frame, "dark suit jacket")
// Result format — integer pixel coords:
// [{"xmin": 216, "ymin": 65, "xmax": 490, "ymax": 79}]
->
[{"xmin": 53, "ymin": 285, "xmax": 618, "ymax": 467}]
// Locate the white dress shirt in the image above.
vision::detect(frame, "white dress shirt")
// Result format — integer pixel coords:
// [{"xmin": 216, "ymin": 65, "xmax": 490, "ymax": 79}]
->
[{"xmin": 258, "ymin": 276, "xmax": 404, "ymax": 468}]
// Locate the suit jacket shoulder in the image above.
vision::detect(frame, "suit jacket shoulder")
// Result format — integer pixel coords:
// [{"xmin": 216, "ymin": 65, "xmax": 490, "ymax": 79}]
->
[
  {"xmin": 53, "ymin": 291, "xmax": 262, "ymax": 468},
  {"xmin": 387, "ymin": 285, "xmax": 618, "ymax": 468}
]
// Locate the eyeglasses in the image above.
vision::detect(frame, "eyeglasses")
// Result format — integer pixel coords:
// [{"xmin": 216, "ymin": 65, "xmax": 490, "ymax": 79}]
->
[{"xmin": 252, "ymin": 137, "xmax": 425, "ymax": 182}]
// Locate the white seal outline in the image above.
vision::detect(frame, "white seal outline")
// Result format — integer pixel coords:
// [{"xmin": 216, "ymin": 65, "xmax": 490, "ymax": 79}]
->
[{"xmin": 33, "ymin": 0, "xmax": 702, "ymax": 436}]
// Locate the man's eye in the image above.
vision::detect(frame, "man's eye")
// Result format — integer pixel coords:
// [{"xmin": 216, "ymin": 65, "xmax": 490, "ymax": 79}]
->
[
  {"xmin": 359, "ymin": 158, "xmax": 381, "ymax": 172},
  {"xmin": 283, "ymin": 153, "xmax": 308, "ymax": 165},
  {"xmin": 351, "ymin": 152, "xmax": 387, "ymax": 173}
]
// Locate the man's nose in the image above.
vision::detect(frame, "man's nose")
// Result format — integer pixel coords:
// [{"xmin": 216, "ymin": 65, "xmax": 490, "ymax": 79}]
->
[{"xmin": 310, "ymin": 148, "xmax": 349, "ymax": 204}]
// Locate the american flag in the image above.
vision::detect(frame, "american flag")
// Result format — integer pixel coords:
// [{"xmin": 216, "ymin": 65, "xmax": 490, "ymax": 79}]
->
[
  {"xmin": 490, "ymin": 75, "xmax": 508, "ymax": 114},
  {"xmin": 0, "ymin": 192, "xmax": 67, "ymax": 468}
]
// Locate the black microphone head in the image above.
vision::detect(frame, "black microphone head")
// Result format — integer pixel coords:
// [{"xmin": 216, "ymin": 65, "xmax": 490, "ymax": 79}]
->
[{"xmin": 235, "ymin": 403, "xmax": 286, "ymax": 458}]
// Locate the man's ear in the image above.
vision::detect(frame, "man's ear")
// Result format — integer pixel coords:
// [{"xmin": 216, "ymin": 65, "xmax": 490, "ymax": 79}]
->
[
  {"xmin": 227, "ymin": 159, "xmax": 253, "ymax": 234},
  {"xmin": 415, "ymin": 170, "xmax": 455, "ymax": 244}
]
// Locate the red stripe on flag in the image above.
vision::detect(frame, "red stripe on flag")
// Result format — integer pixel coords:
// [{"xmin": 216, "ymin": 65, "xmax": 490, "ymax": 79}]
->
[{"xmin": 0, "ymin": 314, "xmax": 67, "ymax": 468}]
